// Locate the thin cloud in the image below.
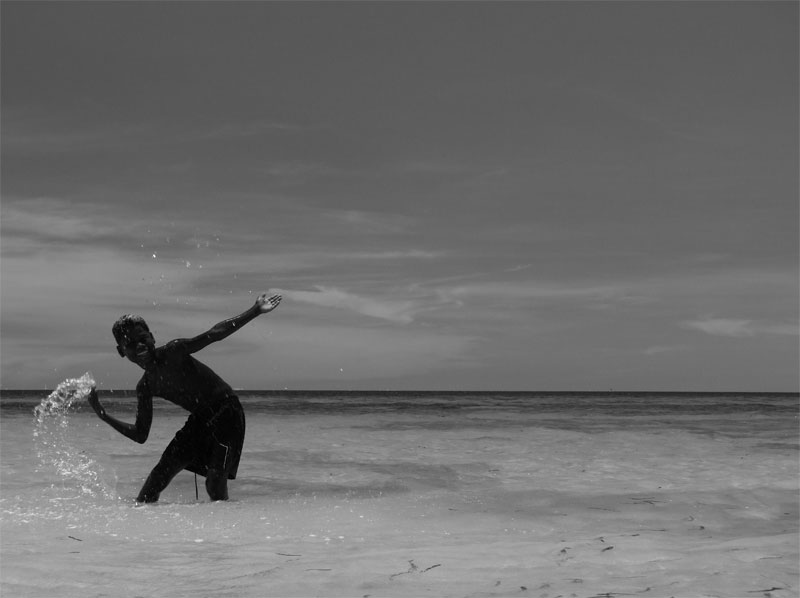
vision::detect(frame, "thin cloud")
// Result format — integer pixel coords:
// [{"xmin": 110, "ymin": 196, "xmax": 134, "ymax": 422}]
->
[
  {"xmin": 0, "ymin": 198, "xmax": 126, "ymax": 252},
  {"xmin": 258, "ymin": 161, "xmax": 345, "ymax": 179},
  {"xmin": 217, "ymin": 320, "xmax": 476, "ymax": 386},
  {"xmin": 199, "ymin": 120, "xmax": 312, "ymax": 140},
  {"xmin": 680, "ymin": 318, "xmax": 799, "ymax": 338},
  {"xmin": 1, "ymin": 116, "xmax": 155, "ymax": 154},
  {"xmin": 344, "ymin": 250, "xmax": 443, "ymax": 260},
  {"xmin": 0, "ymin": 198, "xmax": 226, "ymax": 266},
  {"xmin": 643, "ymin": 345, "xmax": 683, "ymax": 356},
  {"xmin": 2, "ymin": 108, "xmax": 314, "ymax": 154},
  {"xmin": 443, "ymin": 280, "xmax": 629, "ymax": 302},
  {"xmin": 273, "ymin": 286, "xmax": 419, "ymax": 324},
  {"xmin": 324, "ymin": 209, "xmax": 415, "ymax": 235}
]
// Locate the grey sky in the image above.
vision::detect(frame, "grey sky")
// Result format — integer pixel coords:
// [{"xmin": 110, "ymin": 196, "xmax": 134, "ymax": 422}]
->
[{"xmin": 2, "ymin": 1, "xmax": 797, "ymax": 390}]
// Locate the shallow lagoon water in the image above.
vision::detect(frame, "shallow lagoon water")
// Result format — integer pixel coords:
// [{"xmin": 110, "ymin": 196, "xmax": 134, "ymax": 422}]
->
[{"xmin": 1, "ymin": 391, "xmax": 798, "ymax": 597}]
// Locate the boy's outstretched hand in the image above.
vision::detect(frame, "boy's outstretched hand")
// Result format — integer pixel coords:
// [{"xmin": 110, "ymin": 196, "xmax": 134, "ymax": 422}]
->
[{"xmin": 256, "ymin": 293, "xmax": 282, "ymax": 314}]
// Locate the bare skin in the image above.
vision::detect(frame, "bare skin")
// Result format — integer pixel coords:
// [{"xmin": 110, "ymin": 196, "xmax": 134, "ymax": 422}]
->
[{"xmin": 89, "ymin": 293, "xmax": 281, "ymax": 502}]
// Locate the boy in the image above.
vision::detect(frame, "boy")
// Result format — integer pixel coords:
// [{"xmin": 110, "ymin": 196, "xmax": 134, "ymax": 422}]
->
[{"xmin": 88, "ymin": 292, "xmax": 282, "ymax": 502}]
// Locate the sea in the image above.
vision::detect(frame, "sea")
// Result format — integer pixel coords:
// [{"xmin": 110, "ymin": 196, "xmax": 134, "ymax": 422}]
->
[{"xmin": 1, "ymin": 382, "xmax": 798, "ymax": 598}]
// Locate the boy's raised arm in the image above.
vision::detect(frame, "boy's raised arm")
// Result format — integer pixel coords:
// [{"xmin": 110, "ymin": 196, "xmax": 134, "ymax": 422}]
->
[{"xmin": 181, "ymin": 293, "xmax": 282, "ymax": 354}]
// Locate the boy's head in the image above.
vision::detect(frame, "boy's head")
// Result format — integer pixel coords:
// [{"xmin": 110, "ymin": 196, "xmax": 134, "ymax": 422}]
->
[{"xmin": 112, "ymin": 314, "xmax": 152, "ymax": 358}]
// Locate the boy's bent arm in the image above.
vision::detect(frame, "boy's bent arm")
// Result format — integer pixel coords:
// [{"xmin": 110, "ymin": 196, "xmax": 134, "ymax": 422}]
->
[
  {"xmin": 89, "ymin": 385, "xmax": 152, "ymax": 444},
  {"xmin": 181, "ymin": 293, "xmax": 281, "ymax": 354}
]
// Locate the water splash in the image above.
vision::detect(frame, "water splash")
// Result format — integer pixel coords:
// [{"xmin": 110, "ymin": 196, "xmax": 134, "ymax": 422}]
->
[
  {"xmin": 34, "ymin": 372, "xmax": 96, "ymax": 423},
  {"xmin": 33, "ymin": 373, "xmax": 117, "ymax": 501}
]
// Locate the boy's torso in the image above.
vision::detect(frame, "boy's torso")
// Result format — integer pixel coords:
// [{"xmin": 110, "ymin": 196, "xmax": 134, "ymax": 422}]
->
[{"xmin": 141, "ymin": 341, "xmax": 234, "ymax": 412}]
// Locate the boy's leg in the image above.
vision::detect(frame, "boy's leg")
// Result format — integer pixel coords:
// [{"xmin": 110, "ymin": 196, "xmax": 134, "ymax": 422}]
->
[
  {"xmin": 205, "ymin": 432, "xmax": 233, "ymax": 501},
  {"xmin": 137, "ymin": 429, "xmax": 194, "ymax": 503},
  {"xmin": 137, "ymin": 456, "xmax": 188, "ymax": 502},
  {"xmin": 205, "ymin": 468, "xmax": 229, "ymax": 501},
  {"xmin": 203, "ymin": 399, "xmax": 244, "ymax": 501}
]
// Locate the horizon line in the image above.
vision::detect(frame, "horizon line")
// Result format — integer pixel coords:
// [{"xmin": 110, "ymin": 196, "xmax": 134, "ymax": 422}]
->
[{"xmin": 1, "ymin": 388, "xmax": 798, "ymax": 395}]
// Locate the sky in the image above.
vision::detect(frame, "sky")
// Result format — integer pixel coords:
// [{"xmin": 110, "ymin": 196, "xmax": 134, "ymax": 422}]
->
[{"xmin": 1, "ymin": 1, "xmax": 798, "ymax": 392}]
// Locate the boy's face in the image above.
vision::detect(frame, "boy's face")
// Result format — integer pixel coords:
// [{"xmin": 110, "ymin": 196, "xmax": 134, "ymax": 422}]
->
[{"xmin": 116, "ymin": 323, "xmax": 155, "ymax": 368}]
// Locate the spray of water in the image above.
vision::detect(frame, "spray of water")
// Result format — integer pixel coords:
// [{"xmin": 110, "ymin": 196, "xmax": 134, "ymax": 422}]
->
[
  {"xmin": 34, "ymin": 372, "xmax": 96, "ymax": 422},
  {"xmin": 33, "ymin": 373, "xmax": 117, "ymax": 501}
]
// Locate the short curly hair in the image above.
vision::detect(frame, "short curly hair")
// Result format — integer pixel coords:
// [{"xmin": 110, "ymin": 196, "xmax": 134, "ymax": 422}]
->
[{"xmin": 112, "ymin": 314, "xmax": 150, "ymax": 345}]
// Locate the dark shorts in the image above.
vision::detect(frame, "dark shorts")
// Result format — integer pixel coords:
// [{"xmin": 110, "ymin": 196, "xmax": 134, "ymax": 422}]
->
[{"xmin": 163, "ymin": 395, "xmax": 245, "ymax": 480}]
